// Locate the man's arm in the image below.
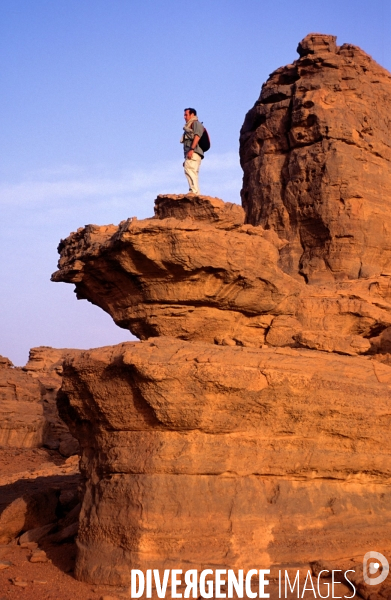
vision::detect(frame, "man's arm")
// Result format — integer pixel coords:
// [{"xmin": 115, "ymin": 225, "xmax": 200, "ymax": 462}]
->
[{"xmin": 187, "ymin": 134, "xmax": 200, "ymax": 158}]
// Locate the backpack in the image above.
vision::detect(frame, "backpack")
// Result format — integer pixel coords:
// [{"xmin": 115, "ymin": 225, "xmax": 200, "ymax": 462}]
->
[
  {"xmin": 199, "ymin": 126, "xmax": 211, "ymax": 152},
  {"xmin": 191, "ymin": 122, "xmax": 211, "ymax": 152}
]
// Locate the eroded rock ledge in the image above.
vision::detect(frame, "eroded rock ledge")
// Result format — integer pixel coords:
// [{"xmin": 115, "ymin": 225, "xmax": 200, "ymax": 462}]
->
[
  {"xmin": 53, "ymin": 193, "xmax": 391, "ymax": 584},
  {"xmin": 53, "ymin": 193, "xmax": 391, "ymax": 360}
]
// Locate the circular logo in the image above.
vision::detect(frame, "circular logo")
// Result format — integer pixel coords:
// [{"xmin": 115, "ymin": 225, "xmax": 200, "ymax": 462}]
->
[{"xmin": 363, "ymin": 552, "xmax": 389, "ymax": 585}]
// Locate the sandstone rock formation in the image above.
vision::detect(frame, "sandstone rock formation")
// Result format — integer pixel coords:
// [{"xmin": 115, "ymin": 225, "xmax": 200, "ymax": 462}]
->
[
  {"xmin": 58, "ymin": 337, "xmax": 391, "ymax": 584},
  {"xmin": 51, "ymin": 33, "xmax": 391, "ymax": 591},
  {"xmin": 53, "ymin": 199, "xmax": 391, "ymax": 585},
  {"xmin": 23, "ymin": 346, "xmax": 80, "ymax": 456},
  {"xmin": 0, "ymin": 354, "xmax": 45, "ymax": 448},
  {"xmin": 0, "ymin": 347, "xmax": 79, "ymax": 455},
  {"xmin": 52, "ymin": 195, "xmax": 301, "ymax": 348},
  {"xmin": 240, "ymin": 33, "xmax": 391, "ymax": 284},
  {"xmin": 51, "ymin": 193, "xmax": 391, "ymax": 360}
]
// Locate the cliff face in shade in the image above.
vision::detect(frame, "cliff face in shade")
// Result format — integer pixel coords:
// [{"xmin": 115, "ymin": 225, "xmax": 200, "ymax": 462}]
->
[
  {"xmin": 240, "ymin": 33, "xmax": 391, "ymax": 284},
  {"xmin": 23, "ymin": 346, "xmax": 81, "ymax": 456}
]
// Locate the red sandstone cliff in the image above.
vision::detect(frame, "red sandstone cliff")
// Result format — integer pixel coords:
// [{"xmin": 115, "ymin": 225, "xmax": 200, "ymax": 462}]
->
[{"xmin": 48, "ymin": 33, "xmax": 391, "ymax": 596}]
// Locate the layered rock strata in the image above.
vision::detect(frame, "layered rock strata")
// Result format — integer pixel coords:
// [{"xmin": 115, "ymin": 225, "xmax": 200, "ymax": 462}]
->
[
  {"xmin": 23, "ymin": 346, "xmax": 80, "ymax": 455},
  {"xmin": 59, "ymin": 337, "xmax": 391, "ymax": 583},
  {"xmin": 53, "ymin": 195, "xmax": 391, "ymax": 585},
  {"xmin": 52, "ymin": 195, "xmax": 301, "ymax": 348},
  {"xmin": 51, "ymin": 33, "xmax": 391, "ymax": 589},
  {"xmin": 52, "ymin": 194, "xmax": 391, "ymax": 360},
  {"xmin": 0, "ymin": 355, "xmax": 45, "ymax": 448},
  {"xmin": 0, "ymin": 347, "xmax": 79, "ymax": 454},
  {"xmin": 240, "ymin": 33, "xmax": 391, "ymax": 284}
]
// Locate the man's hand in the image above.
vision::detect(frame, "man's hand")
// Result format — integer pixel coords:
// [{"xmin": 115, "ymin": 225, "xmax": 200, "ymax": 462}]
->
[{"xmin": 187, "ymin": 134, "xmax": 200, "ymax": 158}]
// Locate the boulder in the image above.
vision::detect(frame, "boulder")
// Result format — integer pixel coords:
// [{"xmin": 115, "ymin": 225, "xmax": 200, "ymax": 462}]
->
[
  {"xmin": 0, "ymin": 458, "xmax": 81, "ymax": 545},
  {"xmin": 18, "ymin": 522, "xmax": 55, "ymax": 544},
  {"xmin": 0, "ymin": 490, "xmax": 58, "ymax": 544}
]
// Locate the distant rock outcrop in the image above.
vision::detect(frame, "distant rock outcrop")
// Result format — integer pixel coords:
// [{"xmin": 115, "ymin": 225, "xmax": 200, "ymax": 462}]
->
[
  {"xmin": 240, "ymin": 33, "xmax": 391, "ymax": 284},
  {"xmin": 0, "ymin": 355, "xmax": 45, "ymax": 448},
  {"xmin": 0, "ymin": 347, "xmax": 79, "ymax": 455},
  {"xmin": 23, "ymin": 346, "xmax": 80, "ymax": 456}
]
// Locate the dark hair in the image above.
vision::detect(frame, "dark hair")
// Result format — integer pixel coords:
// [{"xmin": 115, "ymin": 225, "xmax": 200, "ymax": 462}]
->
[{"xmin": 184, "ymin": 107, "xmax": 197, "ymax": 116}]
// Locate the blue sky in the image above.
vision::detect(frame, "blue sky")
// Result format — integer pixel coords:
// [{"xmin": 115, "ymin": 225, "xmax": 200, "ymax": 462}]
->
[{"xmin": 1, "ymin": 0, "xmax": 390, "ymax": 365}]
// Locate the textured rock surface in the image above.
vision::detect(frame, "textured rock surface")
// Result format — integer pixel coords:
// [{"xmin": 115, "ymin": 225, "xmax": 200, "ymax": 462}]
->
[
  {"xmin": 0, "ymin": 449, "xmax": 80, "ymax": 545},
  {"xmin": 240, "ymin": 33, "xmax": 391, "ymax": 284},
  {"xmin": 52, "ymin": 194, "xmax": 301, "ymax": 347},
  {"xmin": 58, "ymin": 338, "xmax": 391, "ymax": 583},
  {"xmin": 50, "ymin": 34, "xmax": 391, "ymax": 589},
  {"xmin": 52, "ymin": 194, "xmax": 391, "ymax": 360},
  {"xmin": 0, "ymin": 348, "xmax": 79, "ymax": 454},
  {"xmin": 24, "ymin": 347, "xmax": 80, "ymax": 455},
  {"xmin": 52, "ymin": 175, "xmax": 391, "ymax": 588},
  {"xmin": 0, "ymin": 356, "xmax": 45, "ymax": 448},
  {"xmin": 0, "ymin": 490, "xmax": 58, "ymax": 545}
]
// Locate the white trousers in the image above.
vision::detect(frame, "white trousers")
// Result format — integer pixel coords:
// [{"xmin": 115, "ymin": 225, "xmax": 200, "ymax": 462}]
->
[{"xmin": 184, "ymin": 152, "xmax": 201, "ymax": 194}]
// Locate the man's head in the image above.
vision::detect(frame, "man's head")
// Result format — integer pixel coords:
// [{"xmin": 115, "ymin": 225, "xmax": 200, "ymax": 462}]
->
[{"xmin": 184, "ymin": 108, "xmax": 197, "ymax": 122}]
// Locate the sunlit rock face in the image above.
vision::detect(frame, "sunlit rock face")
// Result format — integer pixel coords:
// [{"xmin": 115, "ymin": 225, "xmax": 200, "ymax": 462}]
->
[
  {"xmin": 52, "ymin": 193, "xmax": 300, "ymax": 347},
  {"xmin": 52, "ymin": 193, "xmax": 391, "ymax": 360},
  {"xmin": 240, "ymin": 33, "xmax": 391, "ymax": 284},
  {"xmin": 52, "ymin": 34, "xmax": 391, "ymax": 592},
  {"xmin": 59, "ymin": 338, "xmax": 391, "ymax": 584}
]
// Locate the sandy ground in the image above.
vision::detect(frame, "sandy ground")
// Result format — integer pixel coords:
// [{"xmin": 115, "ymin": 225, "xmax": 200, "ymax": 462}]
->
[{"xmin": 0, "ymin": 448, "xmax": 129, "ymax": 600}]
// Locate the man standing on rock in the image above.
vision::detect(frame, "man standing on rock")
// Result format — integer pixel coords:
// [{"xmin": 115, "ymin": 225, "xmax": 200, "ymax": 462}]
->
[{"xmin": 181, "ymin": 108, "xmax": 205, "ymax": 194}]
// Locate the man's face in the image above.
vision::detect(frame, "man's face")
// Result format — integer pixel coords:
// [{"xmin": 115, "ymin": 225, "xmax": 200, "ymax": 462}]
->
[{"xmin": 184, "ymin": 110, "xmax": 192, "ymax": 122}]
